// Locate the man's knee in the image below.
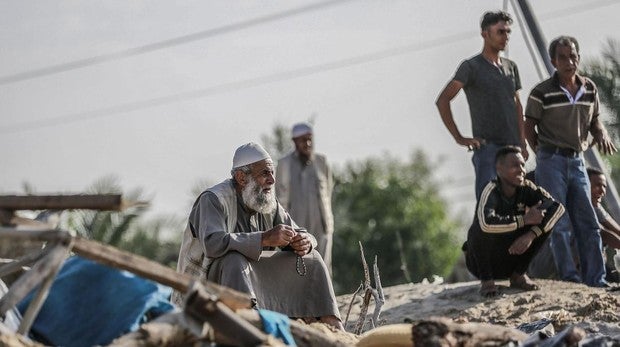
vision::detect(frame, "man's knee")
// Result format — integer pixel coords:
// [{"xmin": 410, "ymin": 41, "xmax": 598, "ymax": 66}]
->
[
  {"xmin": 303, "ymin": 249, "xmax": 323, "ymax": 264},
  {"xmin": 219, "ymin": 251, "xmax": 251, "ymax": 271},
  {"xmin": 216, "ymin": 252, "xmax": 254, "ymax": 294}
]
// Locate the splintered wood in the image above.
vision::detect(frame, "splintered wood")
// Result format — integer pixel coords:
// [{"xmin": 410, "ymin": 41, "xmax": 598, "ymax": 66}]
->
[{"xmin": 344, "ymin": 242, "xmax": 385, "ymax": 335}]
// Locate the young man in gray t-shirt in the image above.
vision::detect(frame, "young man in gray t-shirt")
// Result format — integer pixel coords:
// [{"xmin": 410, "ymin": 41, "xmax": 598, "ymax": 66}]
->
[{"xmin": 436, "ymin": 10, "xmax": 527, "ymax": 200}]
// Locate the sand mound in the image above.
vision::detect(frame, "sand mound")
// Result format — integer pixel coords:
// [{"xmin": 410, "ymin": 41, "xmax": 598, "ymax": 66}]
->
[{"xmin": 337, "ymin": 279, "xmax": 620, "ymax": 338}]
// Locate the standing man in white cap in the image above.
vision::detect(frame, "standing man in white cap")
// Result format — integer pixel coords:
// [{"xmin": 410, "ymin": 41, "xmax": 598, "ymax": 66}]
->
[
  {"xmin": 173, "ymin": 142, "xmax": 342, "ymax": 330},
  {"xmin": 276, "ymin": 123, "xmax": 335, "ymax": 273}
]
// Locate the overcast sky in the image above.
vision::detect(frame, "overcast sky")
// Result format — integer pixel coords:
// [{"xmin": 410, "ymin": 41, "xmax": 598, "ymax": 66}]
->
[{"xmin": 1, "ymin": 0, "xmax": 618, "ymax": 222}]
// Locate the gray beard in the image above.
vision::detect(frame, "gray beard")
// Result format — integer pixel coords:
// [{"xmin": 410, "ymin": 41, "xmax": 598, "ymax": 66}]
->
[{"xmin": 241, "ymin": 176, "xmax": 277, "ymax": 214}]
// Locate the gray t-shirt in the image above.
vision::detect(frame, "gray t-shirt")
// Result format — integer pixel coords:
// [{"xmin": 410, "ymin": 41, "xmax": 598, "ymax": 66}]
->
[{"xmin": 454, "ymin": 54, "xmax": 521, "ymax": 145}]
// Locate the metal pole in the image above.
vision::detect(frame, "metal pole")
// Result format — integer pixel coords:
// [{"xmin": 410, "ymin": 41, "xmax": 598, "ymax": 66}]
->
[{"xmin": 515, "ymin": 0, "xmax": 553, "ymax": 73}]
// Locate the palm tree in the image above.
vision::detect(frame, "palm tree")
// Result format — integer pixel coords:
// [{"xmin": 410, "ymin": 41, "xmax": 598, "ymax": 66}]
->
[
  {"xmin": 59, "ymin": 175, "xmax": 183, "ymax": 267},
  {"xmin": 261, "ymin": 121, "xmax": 294, "ymax": 160},
  {"xmin": 583, "ymin": 39, "xmax": 620, "ymax": 138},
  {"xmin": 260, "ymin": 116, "xmax": 317, "ymax": 160},
  {"xmin": 583, "ymin": 39, "xmax": 620, "ymax": 184}
]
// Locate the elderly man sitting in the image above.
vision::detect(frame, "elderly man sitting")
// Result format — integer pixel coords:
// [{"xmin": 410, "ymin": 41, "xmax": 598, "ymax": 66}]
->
[{"xmin": 173, "ymin": 142, "xmax": 342, "ymax": 330}]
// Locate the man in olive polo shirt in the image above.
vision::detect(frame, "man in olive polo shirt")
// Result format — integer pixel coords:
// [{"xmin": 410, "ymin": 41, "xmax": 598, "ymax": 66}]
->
[{"xmin": 525, "ymin": 35, "xmax": 616, "ymax": 287}]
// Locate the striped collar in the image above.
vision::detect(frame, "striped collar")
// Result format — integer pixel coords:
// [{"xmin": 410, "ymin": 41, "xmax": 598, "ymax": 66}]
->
[{"xmin": 552, "ymin": 72, "xmax": 586, "ymax": 104}]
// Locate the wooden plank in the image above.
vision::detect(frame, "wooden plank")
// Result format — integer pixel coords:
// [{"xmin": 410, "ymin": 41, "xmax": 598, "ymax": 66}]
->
[
  {"xmin": 0, "ymin": 228, "xmax": 69, "ymax": 243},
  {"xmin": 18, "ymin": 240, "xmax": 72, "ymax": 335},
  {"xmin": 184, "ymin": 284, "xmax": 269, "ymax": 347},
  {"xmin": 0, "ymin": 194, "xmax": 123, "ymax": 211},
  {"xmin": 0, "ymin": 248, "xmax": 48, "ymax": 278},
  {"xmin": 8, "ymin": 217, "xmax": 58, "ymax": 230},
  {"xmin": 71, "ymin": 236, "xmax": 192, "ymax": 292}
]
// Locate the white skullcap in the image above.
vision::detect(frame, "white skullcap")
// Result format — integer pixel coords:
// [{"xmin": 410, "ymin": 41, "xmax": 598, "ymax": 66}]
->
[
  {"xmin": 291, "ymin": 122, "xmax": 313, "ymax": 138},
  {"xmin": 232, "ymin": 142, "xmax": 271, "ymax": 169}
]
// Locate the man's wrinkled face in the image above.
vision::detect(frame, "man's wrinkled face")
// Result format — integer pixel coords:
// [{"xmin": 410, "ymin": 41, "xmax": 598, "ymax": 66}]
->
[
  {"xmin": 482, "ymin": 20, "xmax": 511, "ymax": 51},
  {"xmin": 552, "ymin": 43, "xmax": 579, "ymax": 80},
  {"xmin": 241, "ymin": 159, "xmax": 277, "ymax": 214},
  {"xmin": 293, "ymin": 133, "xmax": 313, "ymax": 158},
  {"xmin": 590, "ymin": 173, "xmax": 607, "ymax": 207},
  {"xmin": 496, "ymin": 152, "xmax": 525, "ymax": 188}
]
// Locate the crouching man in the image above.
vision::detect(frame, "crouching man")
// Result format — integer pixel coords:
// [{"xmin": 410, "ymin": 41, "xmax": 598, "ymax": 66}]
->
[
  {"xmin": 464, "ymin": 146, "xmax": 565, "ymax": 297},
  {"xmin": 172, "ymin": 142, "xmax": 342, "ymax": 330}
]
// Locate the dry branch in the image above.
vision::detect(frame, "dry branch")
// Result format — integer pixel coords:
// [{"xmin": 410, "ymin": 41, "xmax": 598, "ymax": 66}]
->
[
  {"xmin": 343, "ymin": 282, "xmax": 363, "ymax": 327},
  {"xmin": 348, "ymin": 242, "xmax": 387, "ymax": 335},
  {"xmin": 353, "ymin": 242, "xmax": 372, "ymax": 334},
  {"xmin": 370, "ymin": 255, "xmax": 385, "ymax": 328}
]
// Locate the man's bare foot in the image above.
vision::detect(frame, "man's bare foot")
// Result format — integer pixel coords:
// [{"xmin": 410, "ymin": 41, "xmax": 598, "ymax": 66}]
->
[
  {"xmin": 510, "ymin": 273, "xmax": 538, "ymax": 291},
  {"xmin": 319, "ymin": 315, "xmax": 344, "ymax": 331},
  {"xmin": 480, "ymin": 280, "xmax": 499, "ymax": 297},
  {"xmin": 300, "ymin": 317, "xmax": 318, "ymax": 324}
]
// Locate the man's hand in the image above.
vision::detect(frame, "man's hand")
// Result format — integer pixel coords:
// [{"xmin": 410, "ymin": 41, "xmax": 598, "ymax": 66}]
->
[
  {"xmin": 289, "ymin": 233, "xmax": 312, "ymax": 256},
  {"xmin": 520, "ymin": 140, "xmax": 529, "ymax": 161},
  {"xmin": 262, "ymin": 224, "xmax": 296, "ymax": 248},
  {"xmin": 591, "ymin": 130, "xmax": 617, "ymax": 155},
  {"xmin": 456, "ymin": 136, "xmax": 486, "ymax": 151},
  {"xmin": 523, "ymin": 201, "xmax": 545, "ymax": 225},
  {"xmin": 508, "ymin": 231, "xmax": 536, "ymax": 255}
]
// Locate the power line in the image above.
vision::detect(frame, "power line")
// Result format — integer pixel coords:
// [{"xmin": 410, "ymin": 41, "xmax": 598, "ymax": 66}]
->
[
  {"xmin": 0, "ymin": 30, "xmax": 477, "ymax": 135},
  {"xmin": 2, "ymin": 0, "xmax": 617, "ymax": 134},
  {"xmin": 510, "ymin": 0, "xmax": 546, "ymax": 80},
  {"xmin": 537, "ymin": 0, "xmax": 618, "ymax": 21},
  {"xmin": 0, "ymin": 0, "xmax": 355, "ymax": 86},
  {"xmin": 0, "ymin": 0, "xmax": 614, "ymax": 87}
]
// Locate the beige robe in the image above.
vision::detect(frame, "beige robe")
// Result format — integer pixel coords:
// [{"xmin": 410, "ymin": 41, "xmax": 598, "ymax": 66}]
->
[{"xmin": 276, "ymin": 152, "xmax": 334, "ymax": 271}]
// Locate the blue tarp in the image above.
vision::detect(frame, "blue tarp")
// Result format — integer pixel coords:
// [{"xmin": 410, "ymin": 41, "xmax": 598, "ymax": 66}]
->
[{"xmin": 17, "ymin": 256, "xmax": 174, "ymax": 347}]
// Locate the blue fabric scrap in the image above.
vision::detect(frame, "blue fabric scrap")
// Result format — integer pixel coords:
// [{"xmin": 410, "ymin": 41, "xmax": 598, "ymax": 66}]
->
[{"xmin": 258, "ymin": 309, "xmax": 296, "ymax": 346}]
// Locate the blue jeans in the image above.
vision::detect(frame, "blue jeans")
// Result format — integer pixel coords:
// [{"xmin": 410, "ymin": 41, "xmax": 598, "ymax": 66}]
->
[
  {"xmin": 472, "ymin": 143, "xmax": 502, "ymax": 200},
  {"xmin": 535, "ymin": 149, "xmax": 606, "ymax": 286}
]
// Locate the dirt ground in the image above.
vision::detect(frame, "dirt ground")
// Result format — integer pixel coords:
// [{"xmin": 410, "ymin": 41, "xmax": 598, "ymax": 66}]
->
[{"xmin": 337, "ymin": 279, "xmax": 620, "ymax": 338}]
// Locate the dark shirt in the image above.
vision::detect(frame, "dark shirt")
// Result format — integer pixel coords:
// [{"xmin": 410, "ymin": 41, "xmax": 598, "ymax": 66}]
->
[
  {"xmin": 454, "ymin": 54, "xmax": 522, "ymax": 145},
  {"xmin": 475, "ymin": 178, "xmax": 564, "ymax": 237},
  {"xmin": 465, "ymin": 179, "xmax": 565, "ymax": 280}
]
